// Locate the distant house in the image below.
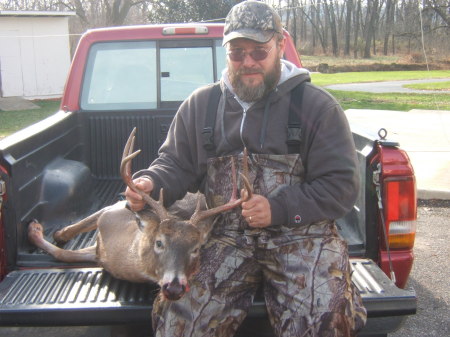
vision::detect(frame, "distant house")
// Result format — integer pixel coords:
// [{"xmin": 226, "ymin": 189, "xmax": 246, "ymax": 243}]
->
[{"xmin": 0, "ymin": 10, "xmax": 75, "ymax": 99}]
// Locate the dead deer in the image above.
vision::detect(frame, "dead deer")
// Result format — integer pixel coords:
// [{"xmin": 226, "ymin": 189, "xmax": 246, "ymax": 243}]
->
[{"xmin": 28, "ymin": 128, "xmax": 252, "ymax": 301}]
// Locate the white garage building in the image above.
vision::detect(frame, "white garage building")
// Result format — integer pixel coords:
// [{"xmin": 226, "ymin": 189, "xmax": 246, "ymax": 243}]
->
[{"xmin": 0, "ymin": 11, "xmax": 75, "ymax": 99}]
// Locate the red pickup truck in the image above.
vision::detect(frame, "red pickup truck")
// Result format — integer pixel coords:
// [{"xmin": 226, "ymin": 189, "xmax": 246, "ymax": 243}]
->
[{"xmin": 0, "ymin": 23, "xmax": 416, "ymax": 336}]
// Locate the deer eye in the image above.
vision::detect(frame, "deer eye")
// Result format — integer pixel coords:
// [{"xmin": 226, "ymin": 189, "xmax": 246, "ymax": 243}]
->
[
  {"xmin": 154, "ymin": 239, "xmax": 165, "ymax": 254},
  {"xmin": 191, "ymin": 247, "xmax": 200, "ymax": 256}
]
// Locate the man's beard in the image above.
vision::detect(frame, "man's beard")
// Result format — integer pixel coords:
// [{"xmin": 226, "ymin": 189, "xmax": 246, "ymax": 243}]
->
[{"xmin": 228, "ymin": 58, "xmax": 281, "ymax": 102}]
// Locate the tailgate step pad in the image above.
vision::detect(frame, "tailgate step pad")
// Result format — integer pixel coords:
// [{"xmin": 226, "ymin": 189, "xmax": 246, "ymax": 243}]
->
[
  {"xmin": 0, "ymin": 259, "xmax": 416, "ymax": 326},
  {"xmin": 351, "ymin": 259, "xmax": 416, "ymax": 317},
  {"xmin": 0, "ymin": 268, "xmax": 156, "ymax": 325}
]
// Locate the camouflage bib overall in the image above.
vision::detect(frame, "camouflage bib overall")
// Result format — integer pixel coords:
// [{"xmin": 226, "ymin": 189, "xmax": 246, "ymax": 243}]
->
[{"xmin": 152, "ymin": 152, "xmax": 367, "ymax": 337}]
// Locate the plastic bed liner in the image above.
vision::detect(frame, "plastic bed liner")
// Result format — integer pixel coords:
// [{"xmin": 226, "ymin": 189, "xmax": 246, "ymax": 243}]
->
[{"xmin": 0, "ymin": 259, "xmax": 416, "ymax": 326}]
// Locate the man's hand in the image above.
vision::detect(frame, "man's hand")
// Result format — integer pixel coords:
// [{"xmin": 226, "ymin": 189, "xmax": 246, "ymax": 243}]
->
[
  {"xmin": 124, "ymin": 177, "xmax": 154, "ymax": 212},
  {"xmin": 241, "ymin": 189, "xmax": 272, "ymax": 228}
]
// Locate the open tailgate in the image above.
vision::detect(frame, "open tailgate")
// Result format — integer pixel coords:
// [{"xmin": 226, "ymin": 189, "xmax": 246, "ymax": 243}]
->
[{"xmin": 0, "ymin": 259, "xmax": 416, "ymax": 326}]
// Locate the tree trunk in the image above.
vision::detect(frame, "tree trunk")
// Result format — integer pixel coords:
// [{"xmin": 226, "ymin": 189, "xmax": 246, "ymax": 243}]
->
[
  {"xmin": 285, "ymin": 0, "xmax": 291, "ymax": 32},
  {"xmin": 322, "ymin": 1, "xmax": 330, "ymax": 53},
  {"xmin": 353, "ymin": 0, "xmax": 362, "ymax": 58},
  {"xmin": 426, "ymin": 0, "xmax": 450, "ymax": 27},
  {"xmin": 363, "ymin": 0, "xmax": 379, "ymax": 58},
  {"xmin": 326, "ymin": 0, "xmax": 339, "ymax": 56},
  {"xmin": 302, "ymin": 1, "xmax": 327, "ymax": 54},
  {"xmin": 392, "ymin": 34, "xmax": 395, "ymax": 54},
  {"xmin": 383, "ymin": 0, "xmax": 395, "ymax": 55},
  {"xmin": 311, "ymin": 1, "xmax": 317, "ymax": 51},
  {"xmin": 292, "ymin": 1, "xmax": 298, "ymax": 49},
  {"xmin": 344, "ymin": 0, "xmax": 353, "ymax": 56}
]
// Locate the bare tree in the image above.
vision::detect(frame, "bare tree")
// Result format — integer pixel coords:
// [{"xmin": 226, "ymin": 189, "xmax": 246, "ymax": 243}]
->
[
  {"xmin": 1, "ymin": 0, "xmax": 449, "ymax": 59},
  {"xmin": 344, "ymin": 0, "xmax": 353, "ymax": 55},
  {"xmin": 363, "ymin": 0, "xmax": 379, "ymax": 58},
  {"xmin": 425, "ymin": 0, "xmax": 450, "ymax": 26},
  {"xmin": 383, "ymin": 0, "xmax": 396, "ymax": 55},
  {"xmin": 300, "ymin": 0, "xmax": 327, "ymax": 54},
  {"xmin": 104, "ymin": 0, "xmax": 141, "ymax": 26},
  {"xmin": 147, "ymin": 0, "xmax": 239, "ymax": 24},
  {"xmin": 57, "ymin": 0, "xmax": 148, "ymax": 27},
  {"xmin": 353, "ymin": 0, "xmax": 362, "ymax": 57},
  {"xmin": 323, "ymin": 0, "xmax": 339, "ymax": 56}
]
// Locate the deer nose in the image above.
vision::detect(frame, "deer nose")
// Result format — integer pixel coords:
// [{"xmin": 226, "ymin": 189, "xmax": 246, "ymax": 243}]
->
[{"xmin": 161, "ymin": 278, "xmax": 187, "ymax": 301}]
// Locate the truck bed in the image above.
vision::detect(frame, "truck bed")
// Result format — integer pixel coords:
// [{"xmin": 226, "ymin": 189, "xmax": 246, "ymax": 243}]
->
[
  {"xmin": 1, "ymin": 176, "xmax": 416, "ymax": 334},
  {"xmin": 17, "ymin": 179, "xmax": 123, "ymax": 267}
]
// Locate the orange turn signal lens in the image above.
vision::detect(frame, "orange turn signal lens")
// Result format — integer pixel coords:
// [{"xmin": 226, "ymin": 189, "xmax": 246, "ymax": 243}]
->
[{"xmin": 388, "ymin": 220, "xmax": 416, "ymax": 249}]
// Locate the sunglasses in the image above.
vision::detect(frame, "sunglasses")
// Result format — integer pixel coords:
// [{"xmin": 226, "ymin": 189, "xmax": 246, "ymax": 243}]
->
[{"xmin": 227, "ymin": 46, "xmax": 274, "ymax": 62}]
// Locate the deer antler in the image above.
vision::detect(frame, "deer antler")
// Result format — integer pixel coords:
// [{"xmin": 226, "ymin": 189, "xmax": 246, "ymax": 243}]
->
[
  {"xmin": 121, "ymin": 128, "xmax": 169, "ymax": 221},
  {"xmin": 190, "ymin": 154, "xmax": 253, "ymax": 227}
]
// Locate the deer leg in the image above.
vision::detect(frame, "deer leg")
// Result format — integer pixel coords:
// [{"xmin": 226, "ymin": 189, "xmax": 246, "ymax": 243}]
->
[
  {"xmin": 53, "ymin": 209, "xmax": 104, "ymax": 243},
  {"xmin": 28, "ymin": 221, "xmax": 98, "ymax": 263}
]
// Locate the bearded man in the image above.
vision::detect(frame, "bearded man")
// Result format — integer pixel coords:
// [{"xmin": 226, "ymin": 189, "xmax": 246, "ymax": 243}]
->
[{"xmin": 126, "ymin": 1, "xmax": 367, "ymax": 336}]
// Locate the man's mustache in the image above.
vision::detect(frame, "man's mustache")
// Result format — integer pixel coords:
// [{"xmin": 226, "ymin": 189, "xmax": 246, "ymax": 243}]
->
[{"xmin": 237, "ymin": 67, "xmax": 264, "ymax": 76}]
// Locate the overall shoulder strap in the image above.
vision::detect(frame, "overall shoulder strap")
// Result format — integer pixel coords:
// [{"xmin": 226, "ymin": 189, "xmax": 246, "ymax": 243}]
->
[
  {"xmin": 203, "ymin": 81, "xmax": 308, "ymax": 156},
  {"xmin": 202, "ymin": 82, "xmax": 222, "ymax": 158},
  {"xmin": 287, "ymin": 81, "xmax": 308, "ymax": 153}
]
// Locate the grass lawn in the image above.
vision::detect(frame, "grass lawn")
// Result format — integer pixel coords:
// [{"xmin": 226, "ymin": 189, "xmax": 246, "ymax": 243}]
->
[
  {"xmin": 310, "ymin": 70, "xmax": 450, "ymax": 86},
  {"xmin": 404, "ymin": 80, "xmax": 450, "ymax": 91},
  {"xmin": 0, "ymin": 100, "xmax": 60, "ymax": 139},
  {"xmin": 330, "ymin": 90, "xmax": 450, "ymax": 111},
  {"xmin": 309, "ymin": 70, "xmax": 450, "ymax": 111}
]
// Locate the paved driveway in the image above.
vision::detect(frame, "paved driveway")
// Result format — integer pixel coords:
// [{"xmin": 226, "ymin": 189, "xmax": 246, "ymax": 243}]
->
[{"xmin": 345, "ymin": 108, "xmax": 450, "ymax": 199}]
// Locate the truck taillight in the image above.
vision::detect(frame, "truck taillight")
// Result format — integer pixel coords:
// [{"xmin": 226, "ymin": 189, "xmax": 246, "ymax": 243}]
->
[
  {"xmin": 162, "ymin": 26, "xmax": 208, "ymax": 35},
  {"xmin": 383, "ymin": 171, "xmax": 417, "ymax": 250},
  {"xmin": 374, "ymin": 143, "xmax": 417, "ymax": 287}
]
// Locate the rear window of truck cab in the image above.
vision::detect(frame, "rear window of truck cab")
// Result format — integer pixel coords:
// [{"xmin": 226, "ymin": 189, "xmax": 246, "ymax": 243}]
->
[{"xmin": 80, "ymin": 39, "xmax": 226, "ymax": 111}]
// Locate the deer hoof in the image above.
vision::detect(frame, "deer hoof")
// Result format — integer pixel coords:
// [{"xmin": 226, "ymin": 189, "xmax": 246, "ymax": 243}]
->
[
  {"xmin": 28, "ymin": 220, "xmax": 44, "ymax": 244},
  {"xmin": 53, "ymin": 229, "xmax": 68, "ymax": 244}
]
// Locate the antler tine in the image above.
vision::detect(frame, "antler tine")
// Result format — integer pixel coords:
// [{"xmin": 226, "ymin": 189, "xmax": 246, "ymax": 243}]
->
[
  {"xmin": 240, "ymin": 172, "xmax": 252, "ymax": 201},
  {"xmin": 190, "ymin": 153, "xmax": 252, "ymax": 227},
  {"xmin": 243, "ymin": 147, "xmax": 249, "ymax": 183},
  {"xmin": 121, "ymin": 128, "xmax": 169, "ymax": 221},
  {"xmin": 120, "ymin": 128, "xmax": 140, "ymax": 186},
  {"xmin": 241, "ymin": 147, "xmax": 252, "ymax": 201}
]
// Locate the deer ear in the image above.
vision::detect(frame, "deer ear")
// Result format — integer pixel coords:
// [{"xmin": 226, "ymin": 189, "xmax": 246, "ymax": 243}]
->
[
  {"xmin": 134, "ymin": 213, "xmax": 146, "ymax": 232},
  {"xmin": 134, "ymin": 210, "xmax": 159, "ymax": 231},
  {"xmin": 124, "ymin": 202, "xmax": 146, "ymax": 232}
]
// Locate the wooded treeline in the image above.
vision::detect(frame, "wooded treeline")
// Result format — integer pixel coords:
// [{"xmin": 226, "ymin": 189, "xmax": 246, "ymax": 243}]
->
[
  {"xmin": 1, "ymin": 0, "xmax": 449, "ymax": 59},
  {"xmin": 277, "ymin": 0, "xmax": 450, "ymax": 59}
]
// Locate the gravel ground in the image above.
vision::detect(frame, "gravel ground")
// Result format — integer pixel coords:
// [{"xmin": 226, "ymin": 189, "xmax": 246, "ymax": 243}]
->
[{"xmin": 391, "ymin": 200, "xmax": 450, "ymax": 336}]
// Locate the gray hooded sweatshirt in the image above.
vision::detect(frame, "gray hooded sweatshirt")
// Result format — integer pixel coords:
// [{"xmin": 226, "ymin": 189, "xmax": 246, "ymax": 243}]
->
[{"xmin": 135, "ymin": 60, "xmax": 360, "ymax": 227}]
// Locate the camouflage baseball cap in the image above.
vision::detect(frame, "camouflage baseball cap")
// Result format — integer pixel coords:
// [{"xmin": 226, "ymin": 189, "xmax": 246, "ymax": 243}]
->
[{"xmin": 222, "ymin": 1, "xmax": 283, "ymax": 46}]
